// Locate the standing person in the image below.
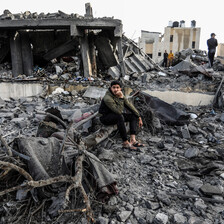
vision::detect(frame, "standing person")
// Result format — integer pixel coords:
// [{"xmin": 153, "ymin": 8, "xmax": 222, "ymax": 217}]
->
[
  {"xmin": 207, "ymin": 33, "xmax": 218, "ymax": 67},
  {"xmin": 163, "ymin": 50, "xmax": 168, "ymax": 67},
  {"xmin": 99, "ymin": 80, "xmax": 144, "ymax": 150},
  {"xmin": 168, "ymin": 50, "xmax": 174, "ymax": 67}
]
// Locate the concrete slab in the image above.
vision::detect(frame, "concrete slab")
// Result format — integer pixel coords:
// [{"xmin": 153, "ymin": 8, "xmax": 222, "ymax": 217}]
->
[
  {"xmin": 0, "ymin": 83, "xmax": 43, "ymax": 100},
  {"xmin": 143, "ymin": 90, "xmax": 214, "ymax": 106},
  {"xmin": 83, "ymin": 86, "xmax": 107, "ymax": 99}
]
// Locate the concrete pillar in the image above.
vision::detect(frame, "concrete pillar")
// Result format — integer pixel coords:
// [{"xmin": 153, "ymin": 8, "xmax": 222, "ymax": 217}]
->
[
  {"xmin": 20, "ymin": 32, "xmax": 33, "ymax": 76},
  {"xmin": 10, "ymin": 32, "xmax": 23, "ymax": 77},
  {"xmin": 89, "ymin": 32, "xmax": 97, "ymax": 77},
  {"xmin": 80, "ymin": 32, "xmax": 92, "ymax": 77},
  {"xmin": 117, "ymin": 37, "xmax": 126, "ymax": 77}
]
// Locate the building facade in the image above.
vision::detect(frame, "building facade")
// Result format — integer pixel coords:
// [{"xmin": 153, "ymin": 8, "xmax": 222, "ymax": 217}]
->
[
  {"xmin": 217, "ymin": 43, "xmax": 224, "ymax": 57},
  {"xmin": 138, "ymin": 21, "xmax": 201, "ymax": 63}
]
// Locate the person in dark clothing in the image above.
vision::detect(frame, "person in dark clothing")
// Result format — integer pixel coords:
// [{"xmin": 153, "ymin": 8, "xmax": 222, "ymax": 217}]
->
[
  {"xmin": 99, "ymin": 80, "xmax": 144, "ymax": 150},
  {"xmin": 207, "ymin": 33, "xmax": 218, "ymax": 67},
  {"xmin": 163, "ymin": 50, "xmax": 168, "ymax": 67}
]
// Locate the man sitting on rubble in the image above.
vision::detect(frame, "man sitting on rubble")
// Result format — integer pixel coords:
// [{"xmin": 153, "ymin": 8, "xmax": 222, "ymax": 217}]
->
[{"xmin": 99, "ymin": 80, "xmax": 144, "ymax": 150}]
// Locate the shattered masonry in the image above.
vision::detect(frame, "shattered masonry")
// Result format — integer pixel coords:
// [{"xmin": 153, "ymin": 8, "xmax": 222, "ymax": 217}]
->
[{"xmin": 0, "ymin": 3, "xmax": 224, "ymax": 224}]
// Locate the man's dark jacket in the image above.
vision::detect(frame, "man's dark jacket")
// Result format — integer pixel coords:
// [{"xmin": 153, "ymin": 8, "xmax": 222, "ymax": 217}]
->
[
  {"xmin": 207, "ymin": 37, "xmax": 218, "ymax": 52},
  {"xmin": 99, "ymin": 89, "xmax": 140, "ymax": 118}
]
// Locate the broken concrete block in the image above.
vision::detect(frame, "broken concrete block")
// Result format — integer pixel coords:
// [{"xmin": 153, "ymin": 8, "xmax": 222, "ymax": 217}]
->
[
  {"xmin": 55, "ymin": 65, "xmax": 63, "ymax": 74},
  {"xmin": 200, "ymin": 183, "xmax": 223, "ymax": 195},
  {"xmin": 98, "ymin": 149, "xmax": 116, "ymax": 161},
  {"xmin": 71, "ymin": 90, "xmax": 78, "ymax": 96},
  {"xmin": 141, "ymin": 73, "xmax": 152, "ymax": 83},
  {"xmin": 117, "ymin": 210, "xmax": 132, "ymax": 222},
  {"xmin": 179, "ymin": 124, "xmax": 191, "ymax": 139},
  {"xmin": 220, "ymin": 173, "xmax": 224, "ymax": 179},
  {"xmin": 171, "ymin": 56, "xmax": 196, "ymax": 73},
  {"xmin": 61, "ymin": 73, "xmax": 70, "ymax": 80},
  {"xmin": 124, "ymin": 75, "xmax": 130, "ymax": 81},
  {"xmin": 173, "ymin": 213, "xmax": 187, "ymax": 224},
  {"xmin": 132, "ymin": 73, "xmax": 139, "ymax": 79},
  {"xmin": 83, "ymin": 86, "xmax": 107, "ymax": 99},
  {"xmin": 184, "ymin": 147, "xmax": 199, "ymax": 158},
  {"xmin": 153, "ymin": 212, "xmax": 168, "ymax": 224},
  {"xmin": 108, "ymin": 66, "xmax": 121, "ymax": 79},
  {"xmin": 190, "ymin": 113, "xmax": 198, "ymax": 119},
  {"xmin": 158, "ymin": 71, "xmax": 167, "ymax": 76},
  {"xmin": 156, "ymin": 191, "xmax": 171, "ymax": 206},
  {"xmin": 11, "ymin": 117, "xmax": 27, "ymax": 128},
  {"xmin": 194, "ymin": 199, "xmax": 207, "ymax": 210},
  {"xmin": 49, "ymin": 74, "xmax": 58, "ymax": 80},
  {"xmin": 52, "ymin": 87, "xmax": 64, "ymax": 95},
  {"xmin": 177, "ymin": 48, "xmax": 194, "ymax": 60},
  {"xmin": 188, "ymin": 124, "xmax": 198, "ymax": 134},
  {"xmin": 187, "ymin": 179, "xmax": 203, "ymax": 190},
  {"xmin": 0, "ymin": 112, "xmax": 14, "ymax": 119}
]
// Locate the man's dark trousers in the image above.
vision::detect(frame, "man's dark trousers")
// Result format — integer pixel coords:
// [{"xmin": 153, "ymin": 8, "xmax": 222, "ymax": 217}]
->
[{"xmin": 100, "ymin": 113, "xmax": 138, "ymax": 141}]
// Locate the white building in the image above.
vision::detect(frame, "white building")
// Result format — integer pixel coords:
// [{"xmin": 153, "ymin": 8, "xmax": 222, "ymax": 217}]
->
[
  {"xmin": 138, "ymin": 20, "xmax": 201, "ymax": 63},
  {"xmin": 217, "ymin": 43, "xmax": 224, "ymax": 57}
]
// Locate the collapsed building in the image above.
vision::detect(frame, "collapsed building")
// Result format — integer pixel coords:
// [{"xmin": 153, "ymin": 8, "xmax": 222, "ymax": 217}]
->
[
  {"xmin": 0, "ymin": 3, "xmax": 125, "ymax": 78},
  {"xmin": 0, "ymin": 3, "xmax": 162, "ymax": 82},
  {"xmin": 0, "ymin": 3, "xmax": 224, "ymax": 224}
]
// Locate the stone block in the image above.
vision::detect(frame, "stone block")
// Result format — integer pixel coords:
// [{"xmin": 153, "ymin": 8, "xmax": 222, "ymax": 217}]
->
[
  {"xmin": 200, "ymin": 183, "xmax": 223, "ymax": 195},
  {"xmin": 153, "ymin": 213, "xmax": 168, "ymax": 224}
]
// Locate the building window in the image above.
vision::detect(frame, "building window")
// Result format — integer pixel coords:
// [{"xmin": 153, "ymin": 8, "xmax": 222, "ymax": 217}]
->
[
  {"xmin": 147, "ymin": 54, "xmax": 153, "ymax": 59},
  {"xmin": 158, "ymin": 52, "xmax": 161, "ymax": 56},
  {"xmin": 192, "ymin": 41, "xmax": 195, "ymax": 49},
  {"xmin": 170, "ymin": 35, "xmax": 173, "ymax": 42}
]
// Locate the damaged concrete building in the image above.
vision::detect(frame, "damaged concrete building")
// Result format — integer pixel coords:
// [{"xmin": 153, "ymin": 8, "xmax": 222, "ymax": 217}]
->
[
  {"xmin": 139, "ymin": 20, "xmax": 201, "ymax": 63},
  {"xmin": 0, "ymin": 3, "xmax": 126, "ymax": 78}
]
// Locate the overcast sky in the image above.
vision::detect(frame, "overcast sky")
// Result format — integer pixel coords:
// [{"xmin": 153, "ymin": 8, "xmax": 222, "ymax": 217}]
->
[{"xmin": 1, "ymin": 0, "xmax": 222, "ymax": 51}]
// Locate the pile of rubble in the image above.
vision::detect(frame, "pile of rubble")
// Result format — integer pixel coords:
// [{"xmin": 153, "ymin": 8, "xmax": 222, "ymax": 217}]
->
[
  {"xmin": 0, "ymin": 73, "xmax": 224, "ymax": 224},
  {"xmin": 1, "ymin": 6, "xmax": 224, "ymax": 224}
]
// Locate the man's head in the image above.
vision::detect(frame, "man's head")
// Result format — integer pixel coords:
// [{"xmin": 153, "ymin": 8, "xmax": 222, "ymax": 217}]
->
[
  {"xmin": 211, "ymin": 33, "xmax": 216, "ymax": 38},
  {"xmin": 110, "ymin": 80, "xmax": 122, "ymax": 95}
]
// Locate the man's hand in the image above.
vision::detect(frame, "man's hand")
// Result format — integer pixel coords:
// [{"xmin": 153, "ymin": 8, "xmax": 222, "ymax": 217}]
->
[
  {"xmin": 139, "ymin": 117, "xmax": 143, "ymax": 128},
  {"xmin": 116, "ymin": 90, "xmax": 124, "ymax": 98}
]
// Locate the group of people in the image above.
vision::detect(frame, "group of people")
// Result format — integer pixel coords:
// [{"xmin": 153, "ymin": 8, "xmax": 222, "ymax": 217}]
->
[
  {"xmin": 163, "ymin": 50, "xmax": 174, "ymax": 67},
  {"xmin": 162, "ymin": 32, "xmax": 218, "ymax": 68}
]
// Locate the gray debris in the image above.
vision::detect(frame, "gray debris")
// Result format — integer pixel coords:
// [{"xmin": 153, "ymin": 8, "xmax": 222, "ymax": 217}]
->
[
  {"xmin": 97, "ymin": 216, "xmax": 109, "ymax": 224},
  {"xmin": 153, "ymin": 212, "xmax": 168, "ymax": 224},
  {"xmin": 179, "ymin": 124, "xmax": 191, "ymax": 139},
  {"xmin": 187, "ymin": 179, "xmax": 203, "ymax": 190},
  {"xmin": 194, "ymin": 198, "xmax": 207, "ymax": 210},
  {"xmin": 117, "ymin": 210, "xmax": 132, "ymax": 222},
  {"xmin": 184, "ymin": 147, "xmax": 199, "ymax": 158},
  {"xmin": 83, "ymin": 86, "xmax": 107, "ymax": 99},
  {"xmin": 173, "ymin": 213, "xmax": 187, "ymax": 224},
  {"xmin": 200, "ymin": 183, "xmax": 223, "ymax": 195}
]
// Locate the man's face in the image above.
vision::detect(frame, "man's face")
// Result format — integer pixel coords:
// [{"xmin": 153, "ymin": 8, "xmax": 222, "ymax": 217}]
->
[{"xmin": 111, "ymin": 84, "xmax": 121, "ymax": 95}]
